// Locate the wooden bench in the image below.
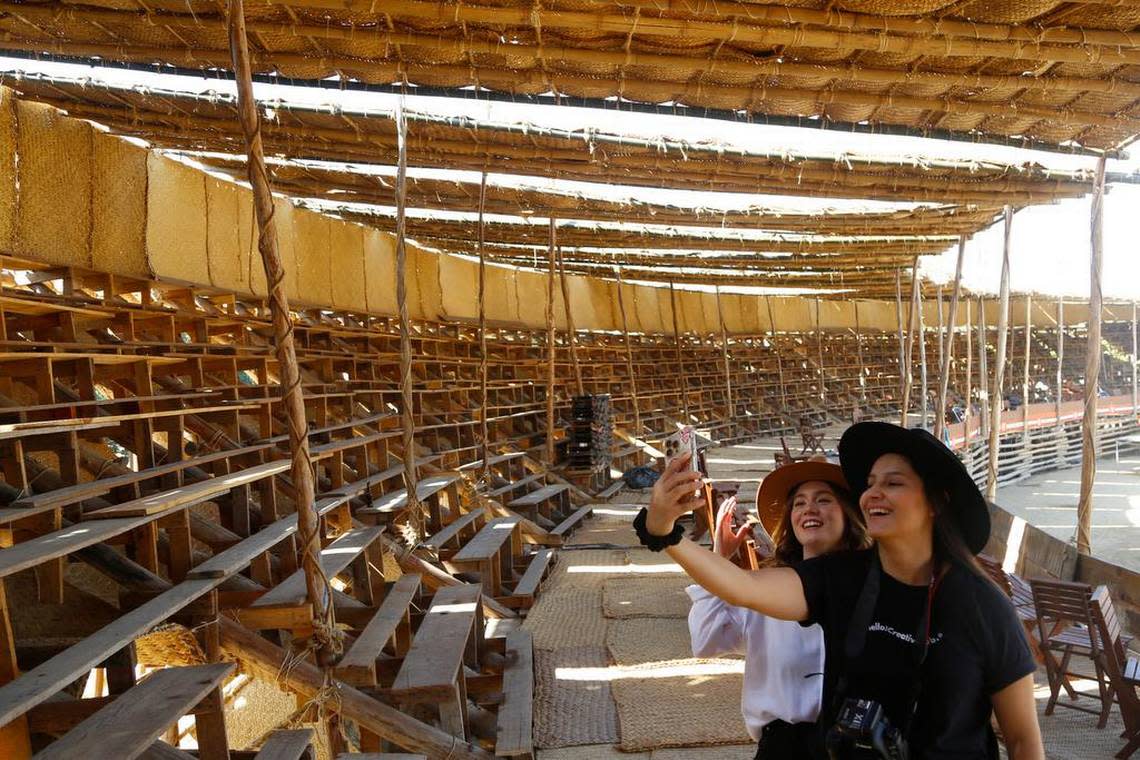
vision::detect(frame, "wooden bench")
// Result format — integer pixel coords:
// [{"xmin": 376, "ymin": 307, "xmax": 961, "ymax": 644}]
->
[
  {"xmin": 0, "ymin": 402, "xmax": 255, "ymax": 441},
  {"xmin": 253, "ymin": 728, "xmax": 315, "ymax": 760},
  {"xmin": 496, "ymin": 629, "xmax": 534, "ymax": 758},
  {"xmin": 423, "ymin": 509, "xmax": 486, "ymax": 557},
  {"xmin": 390, "ymin": 583, "xmax": 484, "ymax": 738},
  {"xmin": 448, "ymin": 517, "xmax": 522, "ymax": 599},
  {"xmin": 335, "ymin": 573, "xmax": 422, "ymax": 686},
  {"xmin": 502, "ymin": 548, "xmax": 554, "ymax": 610},
  {"xmin": 552, "ymin": 505, "xmax": 594, "ymax": 538},
  {"xmin": 507, "ymin": 484, "xmax": 570, "ymax": 525},
  {"xmin": 487, "ymin": 472, "xmax": 543, "ymax": 500},
  {"xmin": 36, "ymin": 662, "xmax": 235, "ymax": 760},
  {"xmin": 356, "ymin": 472, "xmax": 462, "ymax": 532}
]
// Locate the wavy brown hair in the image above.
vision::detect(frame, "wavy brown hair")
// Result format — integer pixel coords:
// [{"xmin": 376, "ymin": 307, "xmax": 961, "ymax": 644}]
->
[{"xmin": 766, "ymin": 481, "xmax": 871, "ymax": 567}]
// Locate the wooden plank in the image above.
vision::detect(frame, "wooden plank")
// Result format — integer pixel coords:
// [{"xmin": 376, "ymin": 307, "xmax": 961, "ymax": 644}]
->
[
  {"xmin": 252, "ymin": 526, "xmax": 385, "ymax": 608},
  {"xmin": 83, "ymin": 459, "xmax": 294, "ymax": 519},
  {"xmin": 0, "ymin": 403, "xmax": 255, "ymax": 441},
  {"xmin": 357, "ymin": 473, "xmax": 461, "ymax": 515},
  {"xmin": 253, "ymin": 728, "xmax": 314, "ymax": 760},
  {"xmin": 457, "ymin": 452, "xmax": 525, "ymax": 471},
  {"xmin": 551, "ymin": 506, "xmax": 594, "ymax": 537},
  {"xmin": 0, "ymin": 516, "xmax": 142, "ymax": 579},
  {"xmin": 423, "ymin": 510, "xmax": 484, "ymax": 552},
  {"xmin": 187, "ymin": 514, "xmax": 299, "ymax": 579},
  {"xmin": 335, "ymin": 574, "xmax": 422, "ymax": 686},
  {"xmin": 495, "ymin": 630, "xmax": 534, "ymax": 758},
  {"xmin": 391, "ymin": 584, "xmax": 482, "ymax": 696},
  {"xmin": 451, "ymin": 518, "xmax": 520, "ymax": 564},
  {"xmin": 511, "ymin": 549, "xmax": 554, "ymax": 601},
  {"xmin": 507, "ymin": 484, "xmax": 568, "ymax": 508},
  {"xmin": 35, "ymin": 663, "xmax": 234, "ymax": 760},
  {"xmin": 487, "ymin": 473, "xmax": 541, "ymax": 498},
  {"xmin": 136, "ymin": 741, "xmax": 198, "ymax": 760}
]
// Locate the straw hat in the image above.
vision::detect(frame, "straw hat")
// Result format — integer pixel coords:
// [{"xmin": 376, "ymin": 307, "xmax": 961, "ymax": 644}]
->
[{"xmin": 755, "ymin": 457, "xmax": 849, "ymax": 535}]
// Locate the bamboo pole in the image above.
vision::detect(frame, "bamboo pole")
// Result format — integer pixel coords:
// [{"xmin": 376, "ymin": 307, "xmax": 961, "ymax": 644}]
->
[
  {"xmin": 556, "ymin": 242, "xmax": 584, "ymax": 397},
  {"xmin": 895, "ymin": 268, "xmax": 906, "ymax": 418},
  {"xmin": 936, "ymin": 286, "xmax": 945, "ymax": 391},
  {"xmin": 1056, "ymin": 298, "xmax": 1065, "ymax": 427},
  {"xmin": 1022, "ymin": 294, "xmax": 1032, "ymax": 445},
  {"xmin": 986, "ymin": 207, "xmax": 1014, "ymax": 502},
  {"xmin": 979, "ymin": 297, "xmax": 989, "ymax": 441},
  {"xmin": 901, "ymin": 263, "xmax": 920, "ymax": 426},
  {"xmin": 477, "ymin": 172, "xmax": 490, "ymax": 480},
  {"xmin": 715, "ymin": 286, "xmax": 735, "ymax": 420},
  {"xmin": 615, "ymin": 269, "xmax": 642, "ymax": 435},
  {"xmin": 225, "ymin": 0, "xmax": 337, "ymax": 666},
  {"xmin": 965, "ymin": 298, "xmax": 973, "ymax": 446},
  {"xmin": 935, "ymin": 236, "xmax": 966, "ymax": 442},
  {"xmin": 1077, "ymin": 157, "xmax": 1107, "ymax": 556},
  {"xmin": 854, "ymin": 300, "xmax": 867, "ymax": 403},
  {"xmin": 816, "ymin": 297, "xmax": 826, "ymax": 404},
  {"xmin": 766, "ymin": 295, "xmax": 789, "ymax": 421},
  {"xmin": 1133, "ymin": 301, "xmax": 1138, "ymax": 416},
  {"xmin": 917, "ymin": 282, "xmax": 929, "ymax": 428},
  {"xmin": 669, "ymin": 283, "xmax": 691, "ymax": 421},
  {"xmin": 545, "ymin": 220, "xmax": 558, "ymax": 466}
]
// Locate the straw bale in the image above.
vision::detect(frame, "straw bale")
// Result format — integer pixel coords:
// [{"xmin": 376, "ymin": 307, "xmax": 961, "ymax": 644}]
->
[
  {"xmin": 699, "ymin": 292, "xmax": 721, "ymax": 335},
  {"xmin": 224, "ymin": 676, "xmax": 297, "ymax": 751},
  {"xmin": 651, "ymin": 745, "xmax": 756, "ymax": 759},
  {"xmin": 206, "ymin": 178, "xmax": 244, "ymax": 293},
  {"xmin": 602, "ymin": 575, "xmax": 694, "ymax": 619},
  {"xmin": 606, "ymin": 618, "xmax": 695, "ymax": 665},
  {"xmin": 0, "ymin": 88, "xmax": 17, "ymax": 253},
  {"xmin": 291, "ymin": 208, "xmax": 332, "ymax": 307},
  {"xmin": 135, "ymin": 623, "xmax": 207, "ymax": 668},
  {"xmin": 533, "ymin": 646, "xmax": 619, "ymax": 748},
  {"xmin": 274, "ymin": 197, "xmax": 300, "ymax": 300},
  {"xmin": 329, "ymin": 219, "xmax": 366, "ymax": 311},
  {"xmin": 536, "ymin": 746, "xmax": 630, "ymax": 760},
  {"xmin": 237, "ymin": 188, "xmax": 268, "ymax": 296},
  {"xmin": 438, "ymin": 252, "xmax": 478, "ymax": 320},
  {"xmin": 768, "ymin": 296, "xmax": 813, "ymax": 332},
  {"xmin": 15, "ymin": 98, "xmax": 92, "ymax": 267},
  {"xmin": 91, "ymin": 132, "xmax": 149, "ymax": 279},
  {"xmin": 363, "ymin": 228, "xmax": 396, "ymax": 314},
  {"xmin": 146, "ymin": 153, "xmax": 208, "ymax": 285}
]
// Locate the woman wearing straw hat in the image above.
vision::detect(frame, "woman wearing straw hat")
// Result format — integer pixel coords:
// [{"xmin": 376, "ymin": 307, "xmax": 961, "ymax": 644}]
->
[
  {"xmin": 637, "ymin": 422, "xmax": 1043, "ymax": 759},
  {"xmin": 687, "ymin": 458, "xmax": 870, "ymax": 758}
]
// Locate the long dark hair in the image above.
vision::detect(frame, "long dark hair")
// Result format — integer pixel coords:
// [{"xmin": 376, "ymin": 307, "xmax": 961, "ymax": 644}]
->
[
  {"xmin": 922, "ymin": 479, "xmax": 995, "ymax": 585},
  {"xmin": 767, "ymin": 481, "xmax": 871, "ymax": 566}
]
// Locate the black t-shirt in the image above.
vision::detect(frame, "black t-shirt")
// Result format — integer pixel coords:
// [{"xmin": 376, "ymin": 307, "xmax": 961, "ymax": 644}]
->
[{"xmin": 794, "ymin": 549, "xmax": 1036, "ymax": 759}]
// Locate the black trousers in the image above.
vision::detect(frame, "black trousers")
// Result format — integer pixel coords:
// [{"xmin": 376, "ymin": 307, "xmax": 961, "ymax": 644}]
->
[{"xmin": 755, "ymin": 720, "xmax": 824, "ymax": 760}]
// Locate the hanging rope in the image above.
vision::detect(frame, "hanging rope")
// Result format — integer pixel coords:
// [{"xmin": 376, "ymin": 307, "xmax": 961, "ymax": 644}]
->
[{"xmin": 225, "ymin": 0, "xmax": 340, "ymax": 672}]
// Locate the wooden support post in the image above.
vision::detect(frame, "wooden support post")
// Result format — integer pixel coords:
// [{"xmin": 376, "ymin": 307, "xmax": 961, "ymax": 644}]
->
[
  {"xmin": 545, "ymin": 220, "xmax": 557, "ymax": 466},
  {"xmin": 1022, "ymin": 294, "xmax": 1032, "ymax": 445},
  {"xmin": 1077, "ymin": 157, "xmax": 1107, "ymax": 556},
  {"xmin": 935, "ymin": 236, "xmax": 965, "ymax": 442},
  {"xmin": 715, "ymin": 286, "xmax": 734, "ymax": 419},
  {"xmin": 965, "ymin": 298, "xmax": 973, "ymax": 445},
  {"xmin": 556, "ymin": 243, "xmax": 584, "ymax": 397},
  {"xmin": 226, "ymin": 0, "xmax": 336, "ymax": 664},
  {"xmin": 1132, "ymin": 301, "xmax": 1138, "ymax": 416},
  {"xmin": 1056, "ymin": 298, "xmax": 1065, "ymax": 426},
  {"xmin": 986, "ymin": 207, "xmax": 1013, "ymax": 502},
  {"xmin": 765, "ymin": 296, "xmax": 789, "ymax": 419},
  {"xmin": 393, "ymin": 103, "xmax": 421, "ymax": 534},
  {"xmin": 614, "ymin": 270, "xmax": 641, "ymax": 435},
  {"xmin": 895, "ymin": 268, "xmax": 906, "ymax": 417},
  {"xmin": 815, "ymin": 297, "xmax": 826, "ymax": 404},
  {"xmin": 669, "ymin": 283, "xmax": 690, "ymax": 421},
  {"xmin": 901, "ymin": 262, "xmax": 920, "ymax": 426},
  {"xmin": 917, "ymin": 280, "xmax": 929, "ymax": 428},
  {"xmin": 854, "ymin": 300, "xmax": 866, "ymax": 403},
  {"xmin": 978, "ymin": 297, "xmax": 989, "ymax": 441},
  {"xmin": 0, "ymin": 582, "xmax": 31, "ymax": 759},
  {"xmin": 936, "ymin": 286, "xmax": 945, "ymax": 387},
  {"xmin": 476, "ymin": 173, "xmax": 490, "ymax": 481}
]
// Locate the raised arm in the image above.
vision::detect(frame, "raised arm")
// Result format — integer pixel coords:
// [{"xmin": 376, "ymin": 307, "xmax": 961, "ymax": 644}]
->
[{"xmin": 647, "ymin": 453, "xmax": 809, "ymax": 621}]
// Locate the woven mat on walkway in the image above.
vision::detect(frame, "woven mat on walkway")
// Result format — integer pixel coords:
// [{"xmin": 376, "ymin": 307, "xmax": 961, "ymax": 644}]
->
[
  {"xmin": 607, "ymin": 618, "xmax": 697, "ymax": 665},
  {"xmin": 524, "ymin": 586, "xmax": 610, "ymax": 650},
  {"xmin": 603, "ymin": 575, "xmax": 693, "ymax": 619},
  {"xmin": 610, "ymin": 659, "xmax": 751, "ymax": 752},
  {"xmin": 534, "ymin": 646, "xmax": 620, "ymax": 748},
  {"xmin": 543, "ymin": 549, "xmax": 631, "ymax": 592}
]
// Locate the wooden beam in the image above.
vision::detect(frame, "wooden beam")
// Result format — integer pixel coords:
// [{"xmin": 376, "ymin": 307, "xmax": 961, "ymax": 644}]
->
[
  {"xmin": 669, "ymin": 283, "xmax": 690, "ymax": 421},
  {"xmin": 614, "ymin": 270, "xmax": 641, "ymax": 435},
  {"xmin": 1133, "ymin": 301, "xmax": 1138, "ymax": 417},
  {"xmin": 935, "ymin": 236, "xmax": 965, "ymax": 442},
  {"xmin": 1056, "ymin": 297, "xmax": 1065, "ymax": 426},
  {"xmin": 895, "ymin": 268, "xmax": 906, "ymax": 422},
  {"xmin": 854, "ymin": 300, "xmax": 867, "ymax": 404},
  {"xmin": 978, "ymin": 296, "xmax": 989, "ymax": 441},
  {"xmin": 1022, "ymin": 294, "xmax": 1032, "ymax": 445},
  {"xmin": 477, "ymin": 172, "xmax": 490, "ymax": 481},
  {"xmin": 917, "ymin": 280, "xmax": 928, "ymax": 428},
  {"xmin": 986, "ymin": 207, "xmax": 1013, "ymax": 502},
  {"xmin": 964, "ymin": 297, "xmax": 973, "ymax": 446},
  {"xmin": 556, "ymin": 244, "xmax": 584, "ymax": 397},
  {"xmin": 544, "ymin": 220, "xmax": 557, "ymax": 466},
  {"xmin": 815, "ymin": 297, "xmax": 826, "ymax": 405},
  {"xmin": 715, "ymin": 286, "xmax": 734, "ymax": 419},
  {"xmin": 1077, "ymin": 157, "xmax": 1107, "ymax": 556}
]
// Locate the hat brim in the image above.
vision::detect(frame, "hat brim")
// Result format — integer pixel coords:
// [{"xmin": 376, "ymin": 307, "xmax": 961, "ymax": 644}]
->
[
  {"xmin": 755, "ymin": 460, "xmax": 849, "ymax": 535},
  {"xmin": 838, "ymin": 422, "xmax": 990, "ymax": 554}
]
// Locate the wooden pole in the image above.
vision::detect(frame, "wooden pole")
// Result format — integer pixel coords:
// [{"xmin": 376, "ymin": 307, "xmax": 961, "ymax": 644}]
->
[
  {"xmin": 1077, "ymin": 157, "xmax": 1107, "ymax": 556},
  {"xmin": 936, "ymin": 285, "xmax": 944, "ymax": 404},
  {"xmin": 226, "ymin": 0, "xmax": 337, "ymax": 665},
  {"xmin": 1056, "ymin": 298, "xmax": 1065, "ymax": 426},
  {"xmin": 986, "ymin": 206, "xmax": 1013, "ymax": 501},
  {"xmin": 917, "ymin": 280, "xmax": 929, "ymax": 428},
  {"xmin": 1132, "ymin": 301, "xmax": 1138, "ymax": 416},
  {"xmin": 895, "ymin": 268, "xmax": 906, "ymax": 416},
  {"xmin": 766, "ymin": 295, "xmax": 789, "ymax": 419},
  {"xmin": 477, "ymin": 172, "xmax": 490, "ymax": 480},
  {"xmin": 669, "ymin": 282, "xmax": 691, "ymax": 421},
  {"xmin": 979, "ymin": 296, "xmax": 989, "ymax": 440},
  {"xmin": 1022, "ymin": 294, "xmax": 1032, "ymax": 444},
  {"xmin": 901, "ymin": 261, "xmax": 920, "ymax": 426},
  {"xmin": 715, "ymin": 286, "xmax": 734, "ymax": 420},
  {"xmin": 545, "ymin": 220, "xmax": 557, "ymax": 466},
  {"xmin": 815, "ymin": 297, "xmax": 826, "ymax": 404},
  {"xmin": 935, "ymin": 236, "xmax": 966, "ymax": 442},
  {"xmin": 965, "ymin": 297, "xmax": 973, "ymax": 445},
  {"xmin": 556, "ymin": 242, "xmax": 584, "ymax": 396},
  {"xmin": 615, "ymin": 269, "xmax": 641, "ymax": 435},
  {"xmin": 854, "ymin": 300, "xmax": 867, "ymax": 403}
]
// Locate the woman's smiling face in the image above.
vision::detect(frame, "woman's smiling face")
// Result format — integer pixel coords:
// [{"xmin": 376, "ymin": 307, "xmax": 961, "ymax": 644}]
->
[
  {"xmin": 789, "ymin": 480, "xmax": 847, "ymax": 558},
  {"xmin": 859, "ymin": 453, "xmax": 935, "ymax": 543}
]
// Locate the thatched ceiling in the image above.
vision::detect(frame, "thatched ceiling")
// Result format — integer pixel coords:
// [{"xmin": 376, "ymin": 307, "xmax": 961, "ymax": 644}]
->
[{"xmin": 2, "ymin": 0, "xmax": 1140, "ymax": 151}]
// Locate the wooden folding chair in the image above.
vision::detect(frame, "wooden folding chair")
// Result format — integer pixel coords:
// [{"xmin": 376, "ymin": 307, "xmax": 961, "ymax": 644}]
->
[
  {"xmin": 1031, "ymin": 577, "xmax": 1115, "ymax": 728},
  {"xmin": 1090, "ymin": 585, "xmax": 1140, "ymax": 759}
]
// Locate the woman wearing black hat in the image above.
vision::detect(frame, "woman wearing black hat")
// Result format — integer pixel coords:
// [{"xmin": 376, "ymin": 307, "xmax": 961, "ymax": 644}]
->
[{"xmin": 638, "ymin": 422, "xmax": 1043, "ymax": 759}]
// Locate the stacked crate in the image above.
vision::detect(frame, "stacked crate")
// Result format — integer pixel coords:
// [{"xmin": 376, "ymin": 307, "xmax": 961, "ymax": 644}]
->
[{"xmin": 567, "ymin": 394, "xmax": 612, "ymax": 490}]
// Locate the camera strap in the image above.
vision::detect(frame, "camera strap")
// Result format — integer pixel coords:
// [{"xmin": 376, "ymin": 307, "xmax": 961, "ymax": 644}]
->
[{"xmin": 834, "ymin": 552, "xmax": 946, "ymax": 736}]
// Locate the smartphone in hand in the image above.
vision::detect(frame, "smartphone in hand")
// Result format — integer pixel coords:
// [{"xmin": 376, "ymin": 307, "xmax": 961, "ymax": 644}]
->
[
  {"xmin": 750, "ymin": 519, "xmax": 777, "ymax": 559},
  {"xmin": 663, "ymin": 426, "xmax": 699, "ymax": 473}
]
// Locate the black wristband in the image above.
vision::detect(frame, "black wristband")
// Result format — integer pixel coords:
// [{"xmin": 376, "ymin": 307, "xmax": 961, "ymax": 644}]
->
[{"xmin": 633, "ymin": 507, "xmax": 685, "ymax": 552}]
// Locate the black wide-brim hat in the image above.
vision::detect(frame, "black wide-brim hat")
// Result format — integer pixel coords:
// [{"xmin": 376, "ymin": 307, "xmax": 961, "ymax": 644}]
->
[{"xmin": 838, "ymin": 422, "xmax": 990, "ymax": 554}]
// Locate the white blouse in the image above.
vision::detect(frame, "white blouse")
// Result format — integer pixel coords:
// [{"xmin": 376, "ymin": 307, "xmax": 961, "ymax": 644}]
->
[{"xmin": 686, "ymin": 585, "xmax": 826, "ymax": 741}]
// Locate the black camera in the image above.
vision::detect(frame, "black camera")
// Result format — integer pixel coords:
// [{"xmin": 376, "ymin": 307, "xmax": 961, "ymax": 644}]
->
[{"xmin": 825, "ymin": 698, "xmax": 909, "ymax": 760}]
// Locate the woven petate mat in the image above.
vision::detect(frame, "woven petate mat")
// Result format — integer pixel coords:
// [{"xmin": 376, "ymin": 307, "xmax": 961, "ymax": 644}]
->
[
  {"xmin": 602, "ymin": 574, "xmax": 693, "ymax": 619},
  {"xmin": 534, "ymin": 646, "xmax": 620, "ymax": 748},
  {"xmin": 609, "ymin": 658, "xmax": 751, "ymax": 752},
  {"xmin": 606, "ymin": 618, "xmax": 698, "ymax": 666}
]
